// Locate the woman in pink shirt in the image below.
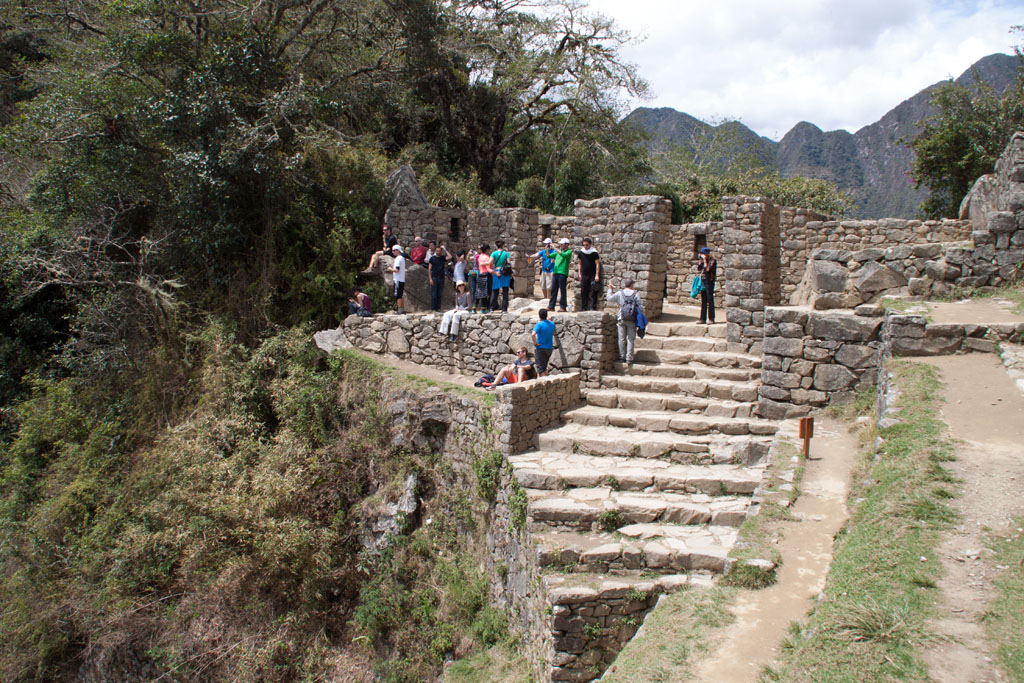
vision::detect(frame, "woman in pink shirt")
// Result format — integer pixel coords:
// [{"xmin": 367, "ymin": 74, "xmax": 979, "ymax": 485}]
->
[{"xmin": 474, "ymin": 243, "xmax": 493, "ymax": 312}]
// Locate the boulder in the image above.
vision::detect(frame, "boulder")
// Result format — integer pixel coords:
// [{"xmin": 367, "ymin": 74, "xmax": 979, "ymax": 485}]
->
[
  {"xmin": 810, "ymin": 259, "xmax": 849, "ymax": 293},
  {"xmin": 853, "ymin": 261, "xmax": 907, "ymax": 294},
  {"xmin": 385, "ymin": 165, "xmax": 429, "ymax": 208},
  {"xmin": 812, "ymin": 364, "xmax": 858, "ymax": 392}
]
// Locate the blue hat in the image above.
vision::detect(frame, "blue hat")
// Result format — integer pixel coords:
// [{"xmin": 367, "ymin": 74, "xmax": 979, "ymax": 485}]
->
[{"xmin": 700, "ymin": 247, "xmax": 710, "ymax": 254}]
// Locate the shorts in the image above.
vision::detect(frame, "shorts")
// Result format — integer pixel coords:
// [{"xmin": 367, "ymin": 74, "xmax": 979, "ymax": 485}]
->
[
  {"xmin": 535, "ymin": 347, "xmax": 553, "ymax": 374},
  {"xmin": 539, "ymin": 270, "xmax": 553, "ymax": 291},
  {"xmin": 393, "ymin": 281, "xmax": 405, "ymax": 300}
]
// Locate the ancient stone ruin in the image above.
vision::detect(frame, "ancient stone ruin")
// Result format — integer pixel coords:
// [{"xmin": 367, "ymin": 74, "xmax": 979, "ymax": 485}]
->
[{"xmin": 317, "ymin": 133, "xmax": 1024, "ymax": 681}]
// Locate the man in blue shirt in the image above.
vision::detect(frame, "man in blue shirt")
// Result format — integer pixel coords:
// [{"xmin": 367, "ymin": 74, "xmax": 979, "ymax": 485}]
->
[
  {"xmin": 531, "ymin": 308, "xmax": 556, "ymax": 376},
  {"xmin": 528, "ymin": 237, "xmax": 556, "ymax": 301}
]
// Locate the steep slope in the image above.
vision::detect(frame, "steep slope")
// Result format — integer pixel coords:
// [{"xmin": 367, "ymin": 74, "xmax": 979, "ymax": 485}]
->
[{"xmin": 629, "ymin": 52, "xmax": 1021, "ymax": 218}]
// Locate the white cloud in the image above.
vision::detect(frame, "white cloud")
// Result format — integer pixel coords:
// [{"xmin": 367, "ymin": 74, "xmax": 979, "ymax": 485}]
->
[{"xmin": 586, "ymin": 0, "xmax": 1022, "ymax": 138}]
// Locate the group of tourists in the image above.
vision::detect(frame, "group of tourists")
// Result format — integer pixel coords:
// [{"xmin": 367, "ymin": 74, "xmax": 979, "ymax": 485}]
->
[{"xmin": 357, "ymin": 223, "xmax": 719, "ymax": 386}]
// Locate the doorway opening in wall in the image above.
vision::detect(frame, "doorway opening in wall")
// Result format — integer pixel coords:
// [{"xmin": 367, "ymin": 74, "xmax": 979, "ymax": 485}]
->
[
  {"xmin": 541, "ymin": 224, "xmax": 552, "ymax": 242},
  {"xmin": 450, "ymin": 217, "xmax": 462, "ymax": 243},
  {"xmin": 693, "ymin": 234, "xmax": 707, "ymax": 258}
]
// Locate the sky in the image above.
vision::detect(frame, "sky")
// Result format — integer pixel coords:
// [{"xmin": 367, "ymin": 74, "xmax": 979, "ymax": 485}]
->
[{"xmin": 585, "ymin": 0, "xmax": 1023, "ymax": 140}]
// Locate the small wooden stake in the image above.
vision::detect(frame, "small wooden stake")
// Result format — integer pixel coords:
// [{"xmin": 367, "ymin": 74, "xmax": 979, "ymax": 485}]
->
[{"xmin": 799, "ymin": 416, "xmax": 814, "ymax": 459}]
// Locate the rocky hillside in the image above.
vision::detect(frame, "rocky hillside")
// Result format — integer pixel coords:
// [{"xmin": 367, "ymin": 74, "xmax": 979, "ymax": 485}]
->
[{"xmin": 627, "ymin": 52, "xmax": 1021, "ymax": 218}]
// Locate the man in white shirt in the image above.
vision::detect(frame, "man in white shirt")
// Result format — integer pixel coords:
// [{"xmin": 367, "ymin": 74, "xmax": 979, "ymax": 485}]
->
[{"xmin": 389, "ymin": 245, "xmax": 407, "ymax": 313}]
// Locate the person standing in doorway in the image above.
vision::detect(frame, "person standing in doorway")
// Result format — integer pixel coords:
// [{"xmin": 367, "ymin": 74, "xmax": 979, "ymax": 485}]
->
[
  {"xmin": 528, "ymin": 237, "xmax": 556, "ymax": 301},
  {"xmin": 697, "ymin": 247, "xmax": 717, "ymax": 324},
  {"xmin": 427, "ymin": 243, "xmax": 448, "ymax": 312},
  {"xmin": 388, "ymin": 245, "xmax": 407, "ymax": 313},
  {"xmin": 577, "ymin": 237, "xmax": 601, "ymax": 311},
  {"xmin": 548, "ymin": 238, "xmax": 573, "ymax": 312}
]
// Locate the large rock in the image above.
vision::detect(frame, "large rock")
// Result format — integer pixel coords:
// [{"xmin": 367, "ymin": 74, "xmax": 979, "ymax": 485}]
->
[
  {"xmin": 810, "ymin": 259, "xmax": 849, "ymax": 293},
  {"xmin": 812, "ymin": 364, "xmax": 858, "ymax": 392},
  {"xmin": 853, "ymin": 261, "xmax": 907, "ymax": 294},
  {"xmin": 385, "ymin": 165, "xmax": 429, "ymax": 208},
  {"xmin": 960, "ymin": 173, "xmax": 999, "ymax": 231},
  {"xmin": 380, "ymin": 256, "xmax": 455, "ymax": 313},
  {"xmin": 806, "ymin": 313, "xmax": 883, "ymax": 342}
]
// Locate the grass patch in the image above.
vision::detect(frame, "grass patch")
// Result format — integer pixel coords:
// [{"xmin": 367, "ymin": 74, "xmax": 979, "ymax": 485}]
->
[
  {"xmin": 602, "ymin": 586, "xmax": 735, "ymax": 682},
  {"xmin": 444, "ymin": 643, "xmax": 534, "ymax": 682},
  {"xmin": 341, "ymin": 348, "xmax": 496, "ymax": 406},
  {"xmin": 984, "ymin": 517, "xmax": 1024, "ymax": 681},
  {"xmin": 763, "ymin": 360, "xmax": 959, "ymax": 682}
]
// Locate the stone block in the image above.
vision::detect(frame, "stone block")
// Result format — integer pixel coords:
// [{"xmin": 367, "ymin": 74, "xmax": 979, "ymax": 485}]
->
[
  {"xmin": 853, "ymin": 261, "xmax": 908, "ymax": 293},
  {"xmin": 810, "ymin": 259, "xmax": 849, "ymax": 292},
  {"xmin": 835, "ymin": 343, "xmax": 878, "ymax": 368},
  {"xmin": 987, "ymin": 211, "xmax": 1017, "ymax": 233},
  {"xmin": 812, "ymin": 364, "xmax": 857, "ymax": 392},
  {"xmin": 806, "ymin": 313, "xmax": 882, "ymax": 342},
  {"xmin": 762, "ymin": 336, "xmax": 804, "ymax": 357}
]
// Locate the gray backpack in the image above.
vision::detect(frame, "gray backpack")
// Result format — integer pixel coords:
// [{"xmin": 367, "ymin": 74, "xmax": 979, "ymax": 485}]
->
[{"xmin": 620, "ymin": 292, "xmax": 638, "ymax": 323}]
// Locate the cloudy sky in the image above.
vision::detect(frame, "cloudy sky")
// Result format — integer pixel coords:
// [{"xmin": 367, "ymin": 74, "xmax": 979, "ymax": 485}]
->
[{"xmin": 586, "ymin": 0, "xmax": 1023, "ymax": 139}]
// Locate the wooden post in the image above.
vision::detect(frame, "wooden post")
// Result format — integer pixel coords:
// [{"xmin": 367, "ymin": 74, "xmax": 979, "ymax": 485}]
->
[{"xmin": 799, "ymin": 416, "xmax": 814, "ymax": 459}]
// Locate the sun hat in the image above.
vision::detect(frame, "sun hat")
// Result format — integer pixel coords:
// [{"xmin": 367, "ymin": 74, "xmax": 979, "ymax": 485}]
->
[
  {"xmin": 455, "ymin": 280, "xmax": 466, "ymax": 287},
  {"xmin": 559, "ymin": 238, "xmax": 570, "ymax": 245},
  {"xmin": 543, "ymin": 237, "xmax": 553, "ymax": 244},
  {"xmin": 700, "ymin": 247, "xmax": 710, "ymax": 254},
  {"xmin": 392, "ymin": 245, "xmax": 403, "ymax": 253}
]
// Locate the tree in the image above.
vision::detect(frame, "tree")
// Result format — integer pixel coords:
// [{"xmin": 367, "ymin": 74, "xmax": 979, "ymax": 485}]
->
[{"xmin": 910, "ymin": 50, "xmax": 1024, "ymax": 218}]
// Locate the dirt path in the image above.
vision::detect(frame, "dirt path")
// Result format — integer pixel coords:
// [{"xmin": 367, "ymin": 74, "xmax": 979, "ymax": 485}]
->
[
  {"xmin": 690, "ymin": 416, "xmax": 859, "ymax": 683},
  {"xmin": 915, "ymin": 354, "xmax": 1024, "ymax": 683}
]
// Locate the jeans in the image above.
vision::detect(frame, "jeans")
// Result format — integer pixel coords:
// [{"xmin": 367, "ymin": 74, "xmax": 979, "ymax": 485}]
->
[
  {"xmin": 549, "ymin": 273, "xmax": 568, "ymax": 310},
  {"xmin": 700, "ymin": 287, "xmax": 715, "ymax": 323},
  {"xmin": 430, "ymin": 278, "xmax": 445, "ymax": 311},
  {"xmin": 617, "ymin": 319, "xmax": 637, "ymax": 363},
  {"xmin": 580, "ymin": 275, "xmax": 597, "ymax": 311},
  {"xmin": 490, "ymin": 285, "xmax": 509, "ymax": 312},
  {"xmin": 440, "ymin": 310, "xmax": 468, "ymax": 336}
]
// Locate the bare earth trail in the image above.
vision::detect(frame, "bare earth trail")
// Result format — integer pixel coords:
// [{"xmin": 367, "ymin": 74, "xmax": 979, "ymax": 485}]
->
[
  {"xmin": 915, "ymin": 353, "xmax": 1024, "ymax": 683},
  {"xmin": 690, "ymin": 416, "xmax": 859, "ymax": 683}
]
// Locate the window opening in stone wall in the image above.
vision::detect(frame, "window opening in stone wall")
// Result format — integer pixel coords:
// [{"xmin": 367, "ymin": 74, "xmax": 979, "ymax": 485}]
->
[
  {"xmin": 450, "ymin": 217, "xmax": 462, "ymax": 243},
  {"xmin": 541, "ymin": 224, "xmax": 552, "ymax": 241},
  {"xmin": 693, "ymin": 234, "xmax": 707, "ymax": 257}
]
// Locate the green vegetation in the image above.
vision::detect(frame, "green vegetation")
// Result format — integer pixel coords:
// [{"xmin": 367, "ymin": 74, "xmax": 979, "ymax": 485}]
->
[
  {"xmin": 602, "ymin": 587, "xmax": 736, "ymax": 682},
  {"xmin": 763, "ymin": 361, "xmax": 959, "ymax": 682},
  {"xmin": 984, "ymin": 517, "xmax": 1024, "ymax": 681},
  {"xmin": 910, "ymin": 46, "xmax": 1024, "ymax": 218},
  {"xmin": 445, "ymin": 644, "xmax": 534, "ymax": 683}
]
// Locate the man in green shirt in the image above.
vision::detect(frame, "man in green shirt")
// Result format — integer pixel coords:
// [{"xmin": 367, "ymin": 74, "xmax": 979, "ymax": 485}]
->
[{"xmin": 548, "ymin": 237, "xmax": 573, "ymax": 312}]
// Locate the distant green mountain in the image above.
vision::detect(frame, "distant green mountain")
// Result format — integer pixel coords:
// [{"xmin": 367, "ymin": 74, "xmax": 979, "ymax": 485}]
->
[{"xmin": 625, "ymin": 52, "xmax": 1021, "ymax": 218}]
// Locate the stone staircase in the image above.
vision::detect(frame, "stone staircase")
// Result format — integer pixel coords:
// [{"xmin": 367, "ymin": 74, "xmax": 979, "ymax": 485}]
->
[{"xmin": 510, "ymin": 307, "xmax": 780, "ymax": 680}]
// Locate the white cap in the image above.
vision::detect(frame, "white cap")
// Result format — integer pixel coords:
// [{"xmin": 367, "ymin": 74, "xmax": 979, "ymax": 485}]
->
[
  {"xmin": 392, "ymin": 245, "xmax": 403, "ymax": 253},
  {"xmin": 455, "ymin": 280, "xmax": 466, "ymax": 287},
  {"xmin": 559, "ymin": 238, "xmax": 570, "ymax": 245},
  {"xmin": 543, "ymin": 238, "xmax": 553, "ymax": 244}
]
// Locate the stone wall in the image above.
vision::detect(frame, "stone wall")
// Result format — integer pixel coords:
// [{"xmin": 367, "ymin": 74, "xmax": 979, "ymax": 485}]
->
[
  {"xmin": 758, "ymin": 307, "xmax": 884, "ymax": 419},
  {"xmin": 318, "ymin": 310, "xmax": 618, "ymax": 389},
  {"xmin": 498, "ymin": 373, "xmax": 582, "ymax": 454},
  {"xmin": 884, "ymin": 315, "xmax": 1024, "ymax": 355},
  {"xmin": 722, "ymin": 196, "xmax": 782, "ymax": 353}
]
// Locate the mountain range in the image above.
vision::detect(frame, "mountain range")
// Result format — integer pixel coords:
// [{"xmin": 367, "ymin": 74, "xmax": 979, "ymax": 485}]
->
[{"xmin": 625, "ymin": 53, "xmax": 1020, "ymax": 218}]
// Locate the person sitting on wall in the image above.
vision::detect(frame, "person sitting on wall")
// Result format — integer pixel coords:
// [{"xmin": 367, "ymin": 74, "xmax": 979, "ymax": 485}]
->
[
  {"xmin": 363, "ymin": 224, "xmax": 397, "ymax": 273},
  {"xmin": 528, "ymin": 237, "xmax": 556, "ymax": 301},
  {"xmin": 485, "ymin": 346, "xmax": 536, "ymax": 390},
  {"xmin": 438, "ymin": 280, "xmax": 472, "ymax": 341},
  {"xmin": 409, "ymin": 236, "xmax": 427, "ymax": 265},
  {"xmin": 347, "ymin": 288, "xmax": 372, "ymax": 317},
  {"xmin": 697, "ymin": 246, "xmax": 717, "ymax": 324}
]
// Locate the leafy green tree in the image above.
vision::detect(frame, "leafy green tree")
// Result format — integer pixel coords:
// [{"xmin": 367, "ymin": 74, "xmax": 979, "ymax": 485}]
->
[{"xmin": 910, "ymin": 66, "xmax": 1024, "ymax": 218}]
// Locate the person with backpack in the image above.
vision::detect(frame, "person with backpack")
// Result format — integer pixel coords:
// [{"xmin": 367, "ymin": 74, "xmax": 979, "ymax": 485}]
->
[
  {"xmin": 347, "ymin": 288, "xmax": 372, "ymax": 317},
  {"xmin": 489, "ymin": 239, "xmax": 512, "ymax": 312},
  {"xmin": 607, "ymin": 277, "xmax": 644, "ymax": 368}
]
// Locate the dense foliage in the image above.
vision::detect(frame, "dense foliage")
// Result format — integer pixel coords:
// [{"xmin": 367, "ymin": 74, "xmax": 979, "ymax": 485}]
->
[{"xmin": 911, "ymin": 53, "xmax": 1024, "ymax": 218}]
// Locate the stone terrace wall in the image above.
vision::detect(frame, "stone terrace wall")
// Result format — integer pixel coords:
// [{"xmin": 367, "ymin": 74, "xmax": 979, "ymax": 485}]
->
[
  {"xmin": 385, "ymin": 205, "xmax": 539, "ymax": 296},
  {"xmin": 758, "ymin": 308, "xmax": 884, "ymax": 419},
  {"xmin": 499, "ymin": 373, "xmax": 582, "ymax": 453},
  {"xmin": 324, "ymin": 310, "xmax": 618, "ymax": 389},
  {"xmin": 777, "ymin": 206, "xmax": 831, "ymax": 302},
  {"xmin": 567, "ymin": 196, "xmax": 672, "ymax": 318},
  {"xmin": 783, "ymin": 218, "xmax": 972, "ymax": 304},
  {"xmin": 885, "ymin": 314, "xmax": 1024, "ymax": 355},
  {"xmin": 666, "ymin": 221, "xmax": 724, "ymax": 304},
  {"xmin": 722, "ymin": 196, "xmax": 782, "ymax": 353}
]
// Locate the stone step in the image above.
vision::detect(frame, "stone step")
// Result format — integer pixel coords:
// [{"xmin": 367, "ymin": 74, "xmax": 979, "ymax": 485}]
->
[
  {"xmin": 536, "ymin": 525, "xmax": 737, "ymax": 575},
  {"xmin": 510, "ymin": 452, "xmax": 764, "ymax": 494},
  {"xmin": 632, "ymin": 348, "xmax": 762, "ymax": 369},
  {"xmin": 584, "ymin": 389, "xmax": 756, "ymax": 417},
  {"xmin": 526, "ymin": 487, "xmax": 751, "ymax": 531},
  {"xmin": 611, "ymin": 361, "xmax": 761, "ymax": 382},
  {"xmin": 561, "ymin": 405, "xmax": 779, "ymax": 437},
  {"xmin": 599, "ymin": 375, "xmax": 760, "ymax": 402},
  {"xmin": 635, "ymin": 335, "xmax": 729, "ymax": 352},
  {"xmin": 644, "ymin": 321, "xmax": 728, "ymax": 339},
  {"xmin": 533, "ymin": 423, "xmax": 771, "ymax": 464}
]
